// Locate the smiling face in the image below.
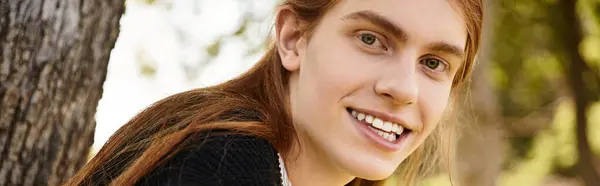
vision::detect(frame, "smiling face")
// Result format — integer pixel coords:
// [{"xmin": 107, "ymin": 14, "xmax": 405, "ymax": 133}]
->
[{"xmin": 277, "ymin": 0, "xmax": 467, "ymax": 181}]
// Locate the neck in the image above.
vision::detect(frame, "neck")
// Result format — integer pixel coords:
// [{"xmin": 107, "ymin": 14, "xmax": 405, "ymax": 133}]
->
[{"xmin": 282, "ymin": 133, "xmax": 356, "ymax": 186}]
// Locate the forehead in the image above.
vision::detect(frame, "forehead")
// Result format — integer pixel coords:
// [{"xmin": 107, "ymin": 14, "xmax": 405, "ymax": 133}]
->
[{"xmin": 327, "ymin": 0, "xmax": 467, "ymax": 49}]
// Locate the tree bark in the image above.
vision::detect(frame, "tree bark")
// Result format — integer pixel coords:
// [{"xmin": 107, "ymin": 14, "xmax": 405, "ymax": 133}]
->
[
  {"xmin": 0, "ymin": 0, "xmax": 124, "ymax": 185},
  {"xmin": 550, "ymin": 0, "xmax": 600, "ymax": 185},
  {"xmin": 456, "ymin": 0, "xmax": 505, "ymax": 185}
]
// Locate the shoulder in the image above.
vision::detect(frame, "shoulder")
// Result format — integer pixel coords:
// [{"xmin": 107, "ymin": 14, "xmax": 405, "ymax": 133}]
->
[{"xmin": 136, "ymin": 132, "xmax": 282, "ymax": 186}]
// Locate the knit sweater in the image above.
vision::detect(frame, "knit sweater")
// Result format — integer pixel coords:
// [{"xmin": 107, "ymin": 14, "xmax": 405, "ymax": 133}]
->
[{"xmin": 134, "ymin": 132, "xmax": 284, "ymax": 186}]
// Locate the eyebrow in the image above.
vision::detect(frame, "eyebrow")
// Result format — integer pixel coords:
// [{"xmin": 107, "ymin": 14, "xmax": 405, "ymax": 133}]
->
[
  {"xmin": 426, "ymin": 42, "xmax": 465, "ymax": 59},
  {"xmin": 342, "ymin": 10, "xmax": 465, "ymax": 59},
  {"xmin": 342, "ymin": 10, "xmax": 408, "ymax": 42}
]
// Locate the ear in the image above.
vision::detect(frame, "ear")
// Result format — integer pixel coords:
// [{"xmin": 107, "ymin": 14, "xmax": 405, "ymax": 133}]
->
[{"xmin": 275, "ymin": 6, "xmax": 304, "ymax": 72}]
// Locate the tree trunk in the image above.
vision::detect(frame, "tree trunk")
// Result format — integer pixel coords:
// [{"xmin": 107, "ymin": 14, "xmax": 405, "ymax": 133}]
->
[
  {"xmin": 456, "ymin": 0, "xmax": 505, "ymax": 185},
  {"xmin": 550, "ymin": 0, "xmax": 600, "ymax": 185},
  {"xmin": 0, "ymin": 0, "xmax": 124, "ymax": 185}
]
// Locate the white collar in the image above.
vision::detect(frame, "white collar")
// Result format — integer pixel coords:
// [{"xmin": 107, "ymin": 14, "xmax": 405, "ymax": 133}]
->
[{"xmin": 277, "ymin": 153, "xmax": 292, "ymax": 186}]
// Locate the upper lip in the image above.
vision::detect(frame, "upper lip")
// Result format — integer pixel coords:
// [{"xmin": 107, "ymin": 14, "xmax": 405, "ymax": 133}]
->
[{"xmin": 349, "ymin": 107, "xmax": 415, "ymax": 132}]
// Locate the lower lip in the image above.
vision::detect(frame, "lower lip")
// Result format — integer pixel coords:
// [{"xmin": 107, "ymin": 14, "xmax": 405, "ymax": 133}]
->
[{"xmin": 349, "ymin": 111, "xmax": 409, "ymax": 151}]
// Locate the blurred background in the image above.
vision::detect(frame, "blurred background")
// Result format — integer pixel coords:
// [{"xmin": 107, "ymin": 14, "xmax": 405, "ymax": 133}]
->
[
  {"xmin": 0, "ymin": 0, "xmax": 599, "ymax": 185},
  {"xmin": 93, "ymin": 0, "xmax": 276, "ymax": 158},
  {"xmin": 96, "ymin": 0, "xmax": 600, "ymax": 185}
]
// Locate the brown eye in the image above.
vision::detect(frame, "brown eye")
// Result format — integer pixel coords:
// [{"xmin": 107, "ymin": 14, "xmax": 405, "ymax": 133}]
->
[{"xmin": 359, "ymin": 33, "xmax": 377, "ymax": 45}]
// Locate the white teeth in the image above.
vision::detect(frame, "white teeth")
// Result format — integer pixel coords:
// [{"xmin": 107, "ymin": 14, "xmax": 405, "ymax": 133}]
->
[
  {"xmin": 357, "ymin": 113, "xmax": 365, "ymax": 121},
  {"xmin": 382, "ymin": 122, "xmax": 392, "ymax": 132},
  {"xmin": 396, "ymin": 125, "xmax": 404, "ymax": 135},
  {"xmin": 370, "ymin": 126, "xmax": 396, "ymax": 142},
  {"xmin": 388, "ymin": 133, "xmax": 396, "ymax": 141},
  {"xmin": 369, "ymin": 126, "xmax": 379, "ymax": 133},
  {"xmin": 351, "ymin": 109, "xmax": 406, "ymax": 142},
  {"xmin": 372, "ymin": 118, "xmax": 383, "ymax": 128},
  {"xmin": 365, "ymin": 115, "xmax": 374, "ymax": 123}
]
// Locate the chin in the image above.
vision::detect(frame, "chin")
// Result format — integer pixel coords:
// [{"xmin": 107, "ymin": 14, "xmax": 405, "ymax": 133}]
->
[
  {"xmin": 335, "ymin": 154, "xmax": 401, "ymax": 181},
  {"xmin": 323, "ymin": 111, "xmax": 407, "ymax": 181},
  {"xmin": 353, "ymin": 165, "xmax": 397, "ymax": 181}
]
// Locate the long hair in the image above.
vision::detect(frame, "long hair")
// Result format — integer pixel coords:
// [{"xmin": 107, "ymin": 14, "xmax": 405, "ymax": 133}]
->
[{"xmin": 64, "ymin": 0, "xmax": 483, "ymax": 185}]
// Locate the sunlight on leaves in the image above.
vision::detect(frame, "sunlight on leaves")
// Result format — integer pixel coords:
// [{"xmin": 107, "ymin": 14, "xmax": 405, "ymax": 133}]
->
[
  {"xmin": 500, "ymin": 129, "xmax": 555, "ymax": 186},
  {"xmin": 582, "ymin": 36, "xmax": 600, "ymax": 63},
  {"xmin": 553, "ymin": 101, "xmax": 578, "ymax": 169},
  {"xmin": 552, "ymin": 101, "xmax": 600, "ymax": 168},
  {"xmin": 420, "ymin": 100, "xmax": 600, "ymax": 186},
  {"xmin": 491, "ymin": 62, "xmax": 509, "ymax": 90},
  {"xmin": 419, "ymin": 174, "xmax": 452, "ymax": 186},
  {"xmin": 587, "ymin": 102, "xmax": 600, "ymax": 155}
]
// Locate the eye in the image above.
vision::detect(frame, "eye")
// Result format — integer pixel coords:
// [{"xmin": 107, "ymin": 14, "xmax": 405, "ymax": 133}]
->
[
  {"xmin": 420, "ymin": 58, "xmax": 448, "ymax": 72},
  {"xmin": 359, "ymin": 33, "xmax": 377, "ymax": 45},
  {"xmin": 355, "ymin": 31, "xmax": 387, "ymax": 51}
]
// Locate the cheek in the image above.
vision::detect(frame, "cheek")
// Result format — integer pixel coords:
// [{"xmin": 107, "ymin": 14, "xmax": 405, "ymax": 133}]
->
[
  {"xmin": 297, "ymin": 35, "xmax": 366, "ymax": 103},
  {"xmin": 417, "ymin": 82, "xmax": 451, "ymax": 133},
  {"xmin": 291, "ymin": 32, "xmax": 375, "ymax": 135},
  {"xmin": 291, "ymin": 39, "xmax": 354, "ymax": 122}
]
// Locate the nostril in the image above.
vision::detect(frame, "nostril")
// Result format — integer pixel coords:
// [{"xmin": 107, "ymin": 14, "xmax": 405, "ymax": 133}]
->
[
  {"xmin": 379, "ymin": 92, "xmax": 415, "ymax": 105},
  {"xmin": 381, "ymin": 93, "xmax": 395, "ymax": 99}
]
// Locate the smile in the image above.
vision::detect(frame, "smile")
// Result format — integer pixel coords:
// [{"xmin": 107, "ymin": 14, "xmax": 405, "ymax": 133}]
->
[{"xmin": 347, "ymin": 108, "xmax": 412, "ymax": 144}]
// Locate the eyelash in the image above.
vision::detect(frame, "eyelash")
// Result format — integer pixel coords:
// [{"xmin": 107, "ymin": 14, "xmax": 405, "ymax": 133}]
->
[
  {"xmin": 353, "ymin": 30, "xmax": 451, "ymax": 76},
  {"xmin": 419, "ymin": 56, "xmax": 450, "ymax": 73},
  {"xmin": 355, "ymin": 30, "xmax": 388, "ymax": 52}
]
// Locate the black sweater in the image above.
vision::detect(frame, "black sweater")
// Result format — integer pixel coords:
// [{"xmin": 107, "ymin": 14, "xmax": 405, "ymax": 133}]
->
[{"xmin": 134, "ymin": 133, "xmax": 284, "ymax": 186}]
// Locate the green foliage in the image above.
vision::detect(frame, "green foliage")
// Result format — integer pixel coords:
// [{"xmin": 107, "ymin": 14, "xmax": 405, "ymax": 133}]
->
[
  {"xmin": 595, "ymin": 3, "xmax": 600, "ymax": 25},
  {"xmin": 135, "ymin": 0, "xmax": 157, "ymax": 5},
  {"xmin": 500, "ymin": 128, "xmax": 556, "ymax": 186},
  {"xmin": 551, "ymin": 101, "xmax": 587, "ymax": 170},
  {"xmin": 140, "ymin": 62, "xmax": 157, "ymax": 77},
  {"xmin": 206, "ymin": 38, "xmax": 222, "ymax": 57},
  {"xmin": 430, "ymin": 0, "xmax": 600, "ymax": 184},
  {"xmin": 590, "ymin": 103, "xmax": 600, "ymax": 155},
  {"xmin": 134, "ymin": 47, "xmax": 158, "ymax": 78},
  {"xmin": 419, "ymin": 174, "xmax": 452, "ymax": 186},
  {"xmin": 421, "ymin": 101, "xmax": 600, "ymax": 186},
  {"xmin": 489, "ymin": 0, "xmax": 565, "ymax": 163},
  {"xmin": 492, "ymin": 0, "xmax": 561, "ymax": 118},
  {"xmin": 582, "ymin": 36, "xmax": 600, "ymax": 63},
  {"xmin": 234, "ymin": 18, "xmax": 249, "ymax": 36}
]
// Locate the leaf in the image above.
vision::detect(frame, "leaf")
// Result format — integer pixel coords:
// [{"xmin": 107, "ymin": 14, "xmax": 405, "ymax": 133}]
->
[
  {"xmin": 234, "ymin": 18, "xmax": 249, "ymax": 36},
  {"xmin": 206, "ymin": 38, "xmax": 222, "ymax": 57},
  {"xmin": 140, "ymin": 62, "xmax": 157, "ymax": 77},
  {"xmin": 136, "ymin": 0, "xmax": 157, "ymax": 5}
]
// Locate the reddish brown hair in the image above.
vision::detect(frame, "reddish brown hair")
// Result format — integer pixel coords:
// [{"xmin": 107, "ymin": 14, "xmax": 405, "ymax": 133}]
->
[{"xmin": 64, "ymin": 0, "xmax": 482, "ymax": 185}]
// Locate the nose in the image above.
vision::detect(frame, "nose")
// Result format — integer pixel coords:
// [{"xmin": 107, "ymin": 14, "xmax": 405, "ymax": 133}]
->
[{"xmin": 374, "ymin": 58, "xmax": 419, "ymax": 105}]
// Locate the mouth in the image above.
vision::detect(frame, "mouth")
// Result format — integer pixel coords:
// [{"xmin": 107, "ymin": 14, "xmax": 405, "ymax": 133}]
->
[{"xmin": 346, "ymin": 107, "xmax": 412, "ymax": 144}]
